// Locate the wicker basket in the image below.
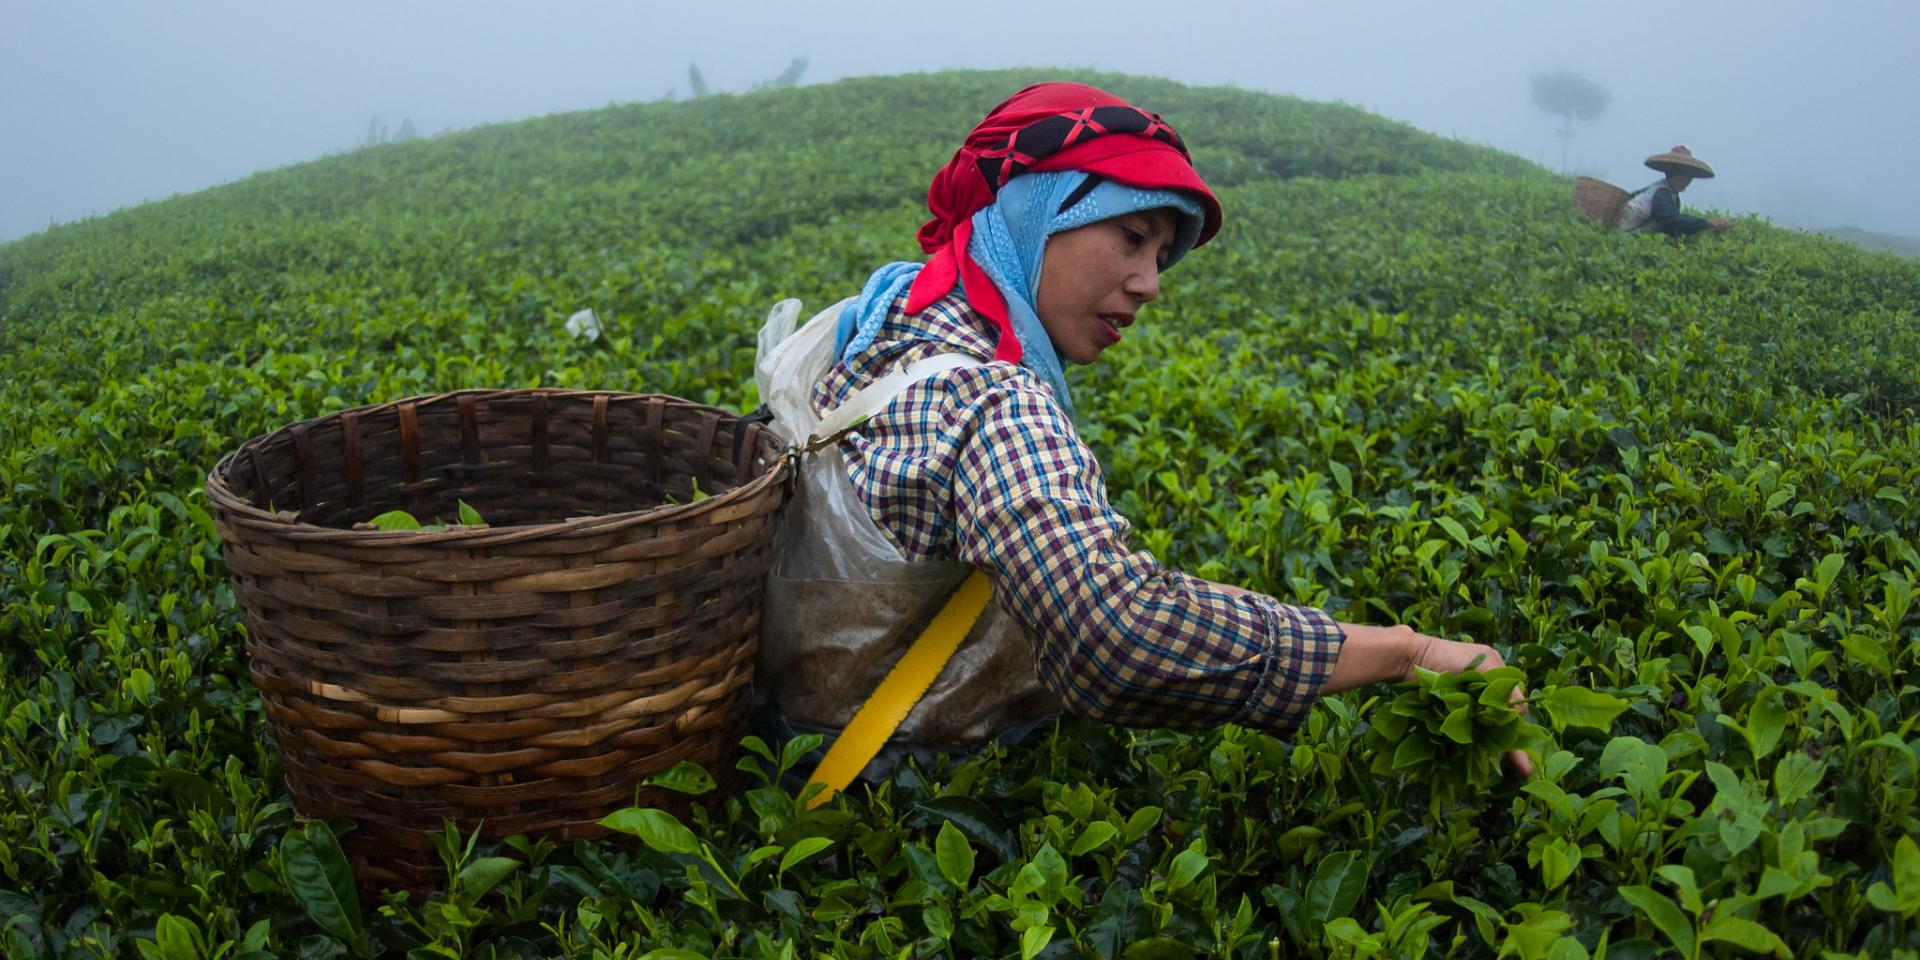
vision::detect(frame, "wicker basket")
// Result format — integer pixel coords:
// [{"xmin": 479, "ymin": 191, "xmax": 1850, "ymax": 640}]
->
[
  {"xmin": 1572, "ymin": 176, "xmax": 1631, "ymax": 225},
  {"xmin": 206, "ymin": 389, "xmax": 789, "ymax": 892}
]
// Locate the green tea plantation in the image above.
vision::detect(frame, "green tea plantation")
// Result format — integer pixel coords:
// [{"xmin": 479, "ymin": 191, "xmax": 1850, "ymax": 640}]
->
[{"xmin": 3, "ymin": 70, "xmax": 1919, "ymax": 959}]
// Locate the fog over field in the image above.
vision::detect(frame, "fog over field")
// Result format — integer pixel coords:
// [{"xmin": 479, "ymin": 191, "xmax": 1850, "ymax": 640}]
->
[{"xmin": 3, "ymin": 0, "xmax": 1914, "ymax": 245}]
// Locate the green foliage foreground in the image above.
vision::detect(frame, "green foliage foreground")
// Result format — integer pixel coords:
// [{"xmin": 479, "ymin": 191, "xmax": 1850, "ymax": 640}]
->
[{"xmin": 3, "ymin": 69, "xmax": 1920, "ymax": 959}]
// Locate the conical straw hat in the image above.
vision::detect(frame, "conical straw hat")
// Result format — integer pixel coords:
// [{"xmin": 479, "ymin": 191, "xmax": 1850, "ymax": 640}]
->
[{"xmin": 1644, "ymin": 144, "xmax": 1716, "ymax": 178}]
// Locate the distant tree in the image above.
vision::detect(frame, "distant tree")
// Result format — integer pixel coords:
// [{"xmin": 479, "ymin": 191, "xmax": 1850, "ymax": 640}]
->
[
  {"xmin": 770, "ymin": 56, "xmax": 809, "ymax": 89},
  {"xmin": 1529, "ymin": 70, "xmax": 1611, "ymax": 173},
  {"xmin": 687, "ymin": 63, "xmax": 709, "ymax": 98},
  {"xmin": 394, "ymin": 117, "xmax": 417, "ymax": 142},
  {"xmin": 363, "ymin": 115, "xmax": 389, "ymax": 148}
]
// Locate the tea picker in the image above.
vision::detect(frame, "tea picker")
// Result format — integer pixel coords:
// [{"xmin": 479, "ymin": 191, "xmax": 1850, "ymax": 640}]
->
[
  {"xmin": 1574, "ymin": 144, "xmax": 1731, "ymax": 236},
  {"xmin": 752, "ymin": 81, "xmax": 1538, "ymax": 806}
]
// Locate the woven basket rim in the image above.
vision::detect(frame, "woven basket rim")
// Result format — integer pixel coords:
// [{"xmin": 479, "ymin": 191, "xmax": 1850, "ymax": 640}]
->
[{"xmin": 205, "ymin": 388, "xmax": 791, "ymax": 547}]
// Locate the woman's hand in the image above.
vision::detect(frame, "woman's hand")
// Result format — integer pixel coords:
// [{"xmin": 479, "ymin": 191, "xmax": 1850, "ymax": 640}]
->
[
  {"xmin": 1708, "ymin": 217, "xmax": 1732, "ymax": 231},
  {"xmin": 1207, "ymin": 582, "xmax": 1535, "ymax": 778},
  {"xmin": 1325, "ymin": 622, "xmax": 1535, "ymax": 779},
  {"xmin": 1406, "ymin": 630, "xmax": 1534, "ymax": 779}
]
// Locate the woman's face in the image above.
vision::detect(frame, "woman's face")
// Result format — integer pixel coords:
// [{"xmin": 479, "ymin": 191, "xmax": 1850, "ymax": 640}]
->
[{"xmin": 1035, "ymin": 208, "xmax": 1178, "ymax": 365}]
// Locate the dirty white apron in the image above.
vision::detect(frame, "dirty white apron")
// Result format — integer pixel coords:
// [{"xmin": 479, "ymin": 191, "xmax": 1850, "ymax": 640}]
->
[
  {"xmin": 752, "ymin": 298, "xmax": 1062, "ymax": 749},
  {"xmin": 1617, "ymin": 180, "xmax": 1665, "ymax": 233}
]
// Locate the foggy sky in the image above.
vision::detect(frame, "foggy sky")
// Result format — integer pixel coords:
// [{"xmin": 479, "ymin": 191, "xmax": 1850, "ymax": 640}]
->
[{"xmin": 4, "ymin": 0, "xmax": 1916, "ymax": 246}]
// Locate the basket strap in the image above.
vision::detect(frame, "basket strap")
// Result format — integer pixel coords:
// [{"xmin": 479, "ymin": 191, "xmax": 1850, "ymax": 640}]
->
[
  {"xmin": 802, "ymin": 353, "xmax": 985, "ymax": 453},
  {"xmin": 796, "ymin": 348, "xmax": 992, "ymax": 806},
  {"xmin": 804, "ymin": 568, "xmax": 993, "ymax": 808}
]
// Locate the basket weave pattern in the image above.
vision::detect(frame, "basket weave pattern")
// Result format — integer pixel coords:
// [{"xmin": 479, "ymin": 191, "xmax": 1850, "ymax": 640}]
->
[
  {"xmin": 206, "ymin": 389, "xmax": 788, "ymax": 891},
  {"xmin": 1572, "ymin": 176, "xmax": 1631, "ymax": 225}
]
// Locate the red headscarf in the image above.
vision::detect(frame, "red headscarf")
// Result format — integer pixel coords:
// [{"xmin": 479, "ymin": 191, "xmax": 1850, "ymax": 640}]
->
[{"xmin": 903, "ymin": 82, "xmax": 1223, "ymax": 363}]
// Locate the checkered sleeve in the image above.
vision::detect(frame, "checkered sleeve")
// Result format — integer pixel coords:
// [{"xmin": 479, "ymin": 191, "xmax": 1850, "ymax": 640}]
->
[{"xmin": 945, "ymin": 376, "xmax": 1345, "ymax": 735}]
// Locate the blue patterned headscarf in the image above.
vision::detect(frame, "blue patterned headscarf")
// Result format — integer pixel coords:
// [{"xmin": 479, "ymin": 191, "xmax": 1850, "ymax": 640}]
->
[{"xmin": 834, "ymin": 171, "xmax": 1202, "ymax": 419}]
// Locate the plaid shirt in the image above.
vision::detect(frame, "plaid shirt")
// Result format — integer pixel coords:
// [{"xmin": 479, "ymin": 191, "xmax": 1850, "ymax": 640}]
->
[{"xmin": 814, "ymin": 292, "xmax": 1344, "ymax": 734}]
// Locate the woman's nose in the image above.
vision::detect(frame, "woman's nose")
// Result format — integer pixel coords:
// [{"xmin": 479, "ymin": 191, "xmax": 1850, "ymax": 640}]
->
[{"xmin": 1127, "ymin": 264, "xmax": 1161, "ymax": 302}]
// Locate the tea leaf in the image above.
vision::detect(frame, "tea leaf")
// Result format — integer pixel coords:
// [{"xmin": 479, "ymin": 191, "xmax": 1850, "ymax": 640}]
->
[
  {"xmin": 455, "ymin": 856, "xmax": 521, "ymax": 906},
  {"xmin": 934, "ymin": 820, "xmax": 974, "ymax": 890},
  {"xmin": 367, "ymin": 509, "xmax": 422, "ymax": 531},
  {"xmin": 1165, "ymin": 842, "xmax": 1210, "ymax": 894},
  {"xmin": 1071, "ymin": 821, "xmax": 1119, "ymax": 856},
  {"xmin": 1599, "ymin": 735, "xmax": 1667, "ymax": 802},
  {"xmin": 1700, "ymin": 915, "xmax": 1790, "ymax": 958},
  {"xmin": 1866, "ymin": 835, "xmax": 1920, "ymax": 916},
  {"xmin": 1121, "ymin": 937, "xmax": 1196, "ymax": 960},
  {"xmin": 1619, "ymin": 885, "xmax": 1694, "ymax": 958},
  {"xmin": 918, "ymin": 797, "xmax": 1018, "ymax": 863},
  {"xmin": 779, "ymin": 836, "xmax": 834, "ymax": 877},
  {"xmin": 602, "ymin": 808, "xmax": 702, "ymax": 855},
  {"xmin": 1304, "ymin": 850, "xmax": 1367, "ymax": 923},
  {"xmin": 1020, "ymin": 924, "xmax": 1054, "ymax": 960},
  {"xmin": 1541, "ymin": 686, "xmax": 1630, "ymax": 732},
  {"xmin": 1773, "ymin": 752, "xmax": 1823, "ymax": 808},
  {"xmin": 279, "ymin": 822, "xmax": 368, "ymax": 958},
  {"xmin": 645, "ymin": 761, "xmax": 718, "ymax": 795}
]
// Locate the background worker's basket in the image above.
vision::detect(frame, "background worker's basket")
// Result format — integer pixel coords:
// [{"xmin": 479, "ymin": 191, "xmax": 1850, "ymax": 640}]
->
[
  {"xmin": 1572, "ymin": 176, "xmax": 1631, "ymax": 225},
  {"xmin": 206, "ymin": 389, "xmax": 788, "ymax": 893}
]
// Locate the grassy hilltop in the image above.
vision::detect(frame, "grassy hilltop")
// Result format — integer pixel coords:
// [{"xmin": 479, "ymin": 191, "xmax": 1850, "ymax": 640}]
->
[{"xmin": 3, "ymin": 70, "xmax": 1920, "ymax": 958}]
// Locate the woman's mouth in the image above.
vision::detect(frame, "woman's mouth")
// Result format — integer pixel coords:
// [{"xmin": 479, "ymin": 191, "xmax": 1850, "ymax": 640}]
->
[{"xmin": 1098, "ymin": 313, "xmax": 1129, "ymax": 344}]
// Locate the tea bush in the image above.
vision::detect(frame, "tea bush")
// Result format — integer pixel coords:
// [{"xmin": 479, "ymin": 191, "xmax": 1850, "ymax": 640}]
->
[{"xmin": 3, "ymin": 69, "xmax": 1918, "ymax": 958}]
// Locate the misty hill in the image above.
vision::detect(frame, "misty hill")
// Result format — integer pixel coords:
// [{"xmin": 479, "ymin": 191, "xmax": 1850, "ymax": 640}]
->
[
  {"xmin": 6, "ymin": 70, "xmax": 1920, "ymax": 956},
  {"xmin": 5, "ymin": 69, "xmax": 1915, "ymax": 425},
  {"xmin": 1820, "ymin": 225, "xmax": 1920, "ymax": 259},
  {"xmin": 4, "ymin": 68, "xmax": 1920, "ymax": 451}
]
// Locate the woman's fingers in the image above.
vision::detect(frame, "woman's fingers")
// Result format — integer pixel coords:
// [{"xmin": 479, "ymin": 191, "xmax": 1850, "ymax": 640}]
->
[
  {"xmin": 1416, "ymin": 634, "xmax": 1536, "ymax": 778},
  {"xmin": 1506, "ymin": 676, "xmax": 1535, "ymax": 777},
  {"xmin": 1415, "ymin": 636, "xmax": 1505, "ymax": 675},
  {"xmin": 1507, "ymin": 748, "xmax": 1536, "ymax": 779}
]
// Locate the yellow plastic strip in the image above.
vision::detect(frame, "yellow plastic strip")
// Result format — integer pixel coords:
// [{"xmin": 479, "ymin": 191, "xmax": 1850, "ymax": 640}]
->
[{"xmin": 803, "ymin": 569, "xmax": 993, "ymax": 808}]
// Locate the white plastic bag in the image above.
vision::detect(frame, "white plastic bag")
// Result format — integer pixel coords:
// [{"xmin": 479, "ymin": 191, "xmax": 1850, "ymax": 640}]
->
[
  {"xmin": 565, "ymin": 308, "xmax": 604, "ymax": 342},
  {"xmin": 752, "ymin": 296, "xmax": 940, "ymax": 581},
  {"xmin": 750, "ymin": 297, "xmax": 1057, "ymax": 743},
  {"xmin": 753, "ymin": 298, "xmax": 804, "ymax": 416}
]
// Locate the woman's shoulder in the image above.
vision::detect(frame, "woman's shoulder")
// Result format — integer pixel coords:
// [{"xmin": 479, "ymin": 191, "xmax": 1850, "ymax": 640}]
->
[
  {"xmin": 886, "ymin": 292, "xmax": 997, "ymax": 361},
  {"xmin": 894, "ymin": 296, "xmax": 1063, "ymax": 406},
  {"xmin": 823, "ymin": 294, "xmax": 1028, "ymax": 396},
  {"xmin": 812, "ymin": 310, "xmax": 1065, "ymax": 446}
]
